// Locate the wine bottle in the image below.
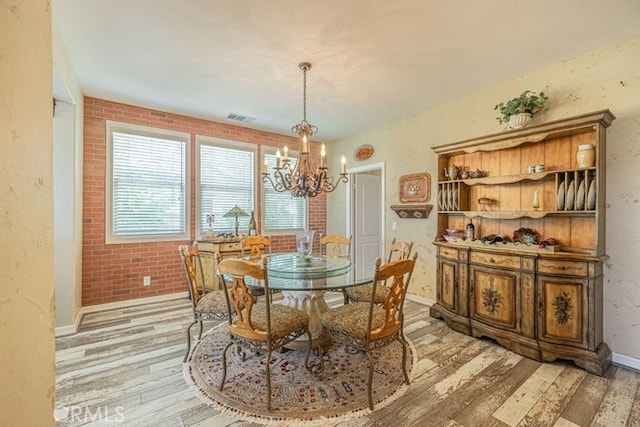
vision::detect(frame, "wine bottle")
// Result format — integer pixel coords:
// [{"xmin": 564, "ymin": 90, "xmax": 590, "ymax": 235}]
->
[
  {"xmin": 466, "ymin": 219, "xmax": 475, "ymax": 241},
  {"xmin": 249, "ymin": 211, "xmax": 257, "ymax": 236}
]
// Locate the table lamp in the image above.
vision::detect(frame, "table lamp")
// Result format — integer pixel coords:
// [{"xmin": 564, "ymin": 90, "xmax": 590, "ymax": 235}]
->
[{"xmin": 224, "ymin": 205, "xmax": 249, "ymax": 236}]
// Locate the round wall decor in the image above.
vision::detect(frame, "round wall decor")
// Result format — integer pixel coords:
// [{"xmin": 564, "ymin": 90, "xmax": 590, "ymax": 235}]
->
[{"xmin": 353, "ymin": 144, "xmax": 374, "ymax": 161}]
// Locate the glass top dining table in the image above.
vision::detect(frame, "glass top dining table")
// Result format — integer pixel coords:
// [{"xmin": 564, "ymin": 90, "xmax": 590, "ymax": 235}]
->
[{"xmin": 263, "ymin": 252, "xmax": 375, "ymax": 291}]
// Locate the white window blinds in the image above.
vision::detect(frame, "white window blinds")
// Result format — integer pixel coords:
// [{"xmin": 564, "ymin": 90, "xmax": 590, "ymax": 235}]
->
[
  {"xmin": 107, "ymin": 123, "xmax": 189, "ymax": 242},
  {"xmin": 199, "ymin": 141, "xmax": 255, "ymax": 235},
  {"xmin": 263, "ymin": 152, "xmax": 307, "ymax": 232}
]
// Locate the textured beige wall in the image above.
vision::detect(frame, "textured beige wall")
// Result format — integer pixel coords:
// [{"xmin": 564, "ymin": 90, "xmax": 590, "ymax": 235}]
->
[
  {"xmin": 328, "ymin": 37, "xmax": 640, "ymax": 360},
  {"xmin": 0, "ymin": 2, "xmax": 55, "ymax": 425}
]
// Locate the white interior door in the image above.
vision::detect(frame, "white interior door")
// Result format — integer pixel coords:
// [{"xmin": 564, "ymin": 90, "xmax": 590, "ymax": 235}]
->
[{"xmin": 353, "ymin": 171, "xmax": 382, "ymax": 278}]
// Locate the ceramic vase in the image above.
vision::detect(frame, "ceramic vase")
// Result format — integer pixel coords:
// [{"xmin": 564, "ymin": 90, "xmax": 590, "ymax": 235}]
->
[{"xmin": 577, "ymin": 144, "xmax": 595, "ymax": 168}]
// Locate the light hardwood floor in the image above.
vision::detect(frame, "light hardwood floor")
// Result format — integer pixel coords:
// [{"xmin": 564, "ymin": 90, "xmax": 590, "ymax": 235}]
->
[{"xmin": 55, "ymin": 295, "xmax": 640, "ymax": 426}]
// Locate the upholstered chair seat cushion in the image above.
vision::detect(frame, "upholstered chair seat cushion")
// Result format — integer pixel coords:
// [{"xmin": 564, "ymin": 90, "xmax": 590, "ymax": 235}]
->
[
  {"xmin": 345, "ymin": 283, "xmax": 389, "ymax": 304},
  {"xmin": 195, "ymin": 290, "xmax": 229, "ymax": 320},
  {"xmin": 251, "ymin": 303, "xmax": 309, "ymax": 340},
  {"xmin": 321, "ymin": 302, "xmax": 385, "ymax": 340}
]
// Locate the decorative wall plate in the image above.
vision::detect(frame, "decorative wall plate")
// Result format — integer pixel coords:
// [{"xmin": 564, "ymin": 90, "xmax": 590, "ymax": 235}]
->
[
  {"xmin": 353, "ymin": 144, "xmax": 374, "ymax": 161},
  {"xmin": 399, "ymin": 172, "xmax": 431, "ymax": 203}
]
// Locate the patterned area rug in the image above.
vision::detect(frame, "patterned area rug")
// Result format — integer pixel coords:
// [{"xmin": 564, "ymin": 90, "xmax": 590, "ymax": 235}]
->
[{"xmin": 184, "ymin": 325, "xmax": 416, "ymax": 425}]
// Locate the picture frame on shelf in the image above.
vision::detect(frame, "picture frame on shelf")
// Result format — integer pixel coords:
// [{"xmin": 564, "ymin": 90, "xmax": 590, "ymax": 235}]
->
[{"xmin": 399, "ymin": 172, "xmax": 431, "ymax": 203}]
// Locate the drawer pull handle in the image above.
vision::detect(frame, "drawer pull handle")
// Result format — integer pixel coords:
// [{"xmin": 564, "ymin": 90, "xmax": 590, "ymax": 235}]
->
[{"xmin": 489, "ymin": 257, "xmax": 495, "ymax": 263}]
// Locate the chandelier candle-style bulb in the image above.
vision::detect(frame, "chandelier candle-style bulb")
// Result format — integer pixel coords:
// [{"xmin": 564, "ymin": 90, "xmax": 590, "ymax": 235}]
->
[
  {"xmin": 275, "ymin": 149, "xmax": 282, "ymax": 169},
  {"xmin": 263, "ymin": 157, "xmax": 269, "ymax": 173},
  {"xmin": 261, "ymin": 61, "xmax": 349, "ymax": 198}
]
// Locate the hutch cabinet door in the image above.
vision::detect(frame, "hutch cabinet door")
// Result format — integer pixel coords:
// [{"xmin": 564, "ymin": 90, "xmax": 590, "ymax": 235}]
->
[
  {"xmin": 537, "ymin": 275, "xmax": 589, "ymax": 348},
  {"xmin": 437, "ymin": 257, "xmax": 458, "ymax": 313},
  {"xmin": 470, "ymin": 266, "xmax": 520, "ymax": 332}
]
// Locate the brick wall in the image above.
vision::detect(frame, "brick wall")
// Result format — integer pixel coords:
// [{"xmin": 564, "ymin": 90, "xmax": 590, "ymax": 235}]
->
[{"xmin": 82, "ymin": 97, "xmax": 327, "ymax": 306}]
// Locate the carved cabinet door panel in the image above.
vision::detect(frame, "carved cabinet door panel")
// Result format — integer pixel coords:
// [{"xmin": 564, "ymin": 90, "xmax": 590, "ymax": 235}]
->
[
  {"xmin": 537, "ymin": 275, "xmax": 588, "ymax": 348},
  {"xmin": 470, "ymin": 266, "xmax": 520, "ymax": 332},
  {"xmin": 437, "ymin": 258, "xmax": 458, "ymax": 313}
]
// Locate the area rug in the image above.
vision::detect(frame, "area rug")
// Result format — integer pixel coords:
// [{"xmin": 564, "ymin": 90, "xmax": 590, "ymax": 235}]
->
[{"xmin": 183, "ymin": 325, "xmax": 416, "ymax": 425}]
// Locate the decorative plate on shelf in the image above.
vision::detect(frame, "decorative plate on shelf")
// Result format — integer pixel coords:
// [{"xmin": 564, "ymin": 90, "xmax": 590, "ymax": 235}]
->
[
  {"xmin": 399, "ymin": 172, "xmax": 431, "ymax": 203},
  {"xmin": 587, "ymin": 180, "xmax": 596, "ymax": 210},
  {"xmin": 353, "ymin": 144, "xmax": 374, "ymax": 161},
  {"xmin": 576, "ymin": 180, "xmax": 585, "ymax": 210},
  {"xmin": 556, "ymin": 181, "xmax": 565, "ymax": 210},
  {"xmin": 566, "ymin": 180, "xmax": 575, "ymax": 210}
]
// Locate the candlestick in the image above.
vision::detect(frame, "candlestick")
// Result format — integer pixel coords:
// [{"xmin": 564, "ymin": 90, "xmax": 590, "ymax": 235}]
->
[
  {"xmin": 341, "ymin": 156, "xmax": 346, "ymax": 174},
  {"xmin": 283, "ymin": 145, "xmax": 289, "ymax": 161},
  {"xmin": 263, "ymin": 157, "xmax": 269, "ymax": 173},
  {"xmin": 320, "ymin": 144, "xmax": 326, "ymax": 167},
  {"xmin": 276, "ymin": 149, "xmax": 281, "ymax": 169}
]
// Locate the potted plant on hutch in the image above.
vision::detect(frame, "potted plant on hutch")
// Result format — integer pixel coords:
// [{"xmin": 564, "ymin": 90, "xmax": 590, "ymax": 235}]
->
[{"xmin": 494, "ymin": 90, "xmax": 549, "ymax": 129}]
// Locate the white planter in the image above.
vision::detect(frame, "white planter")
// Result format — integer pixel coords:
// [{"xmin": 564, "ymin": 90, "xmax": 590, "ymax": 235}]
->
[{"xmin": 508, "ymin": 112, "xmax": 532, "ymax": 129}]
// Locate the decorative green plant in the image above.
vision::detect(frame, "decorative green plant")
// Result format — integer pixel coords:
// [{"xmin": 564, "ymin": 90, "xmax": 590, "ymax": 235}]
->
[{"xmin": 494, "ymin": 90, "xmax": 549, "ymax": 125}]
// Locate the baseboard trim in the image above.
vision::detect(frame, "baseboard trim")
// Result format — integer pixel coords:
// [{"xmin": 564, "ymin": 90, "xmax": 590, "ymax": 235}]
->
[
  {"xmin": 406, "ymin": 294, "xmax": 435, "ymax": 307},
  {"xmin": 80, "ymin": 291, "xmax": 189, "ymax": 315},
  {"xmin": 55, "ymin": 312, "xmax": 83, "ymax": 337},
  {"xmin": 612, "ymin": 352, "xmax": 640, "ymax": 373}
]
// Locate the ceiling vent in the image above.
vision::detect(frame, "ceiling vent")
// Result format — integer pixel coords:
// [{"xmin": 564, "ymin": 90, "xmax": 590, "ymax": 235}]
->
[{"xmin": 226, "ymin": 113, "xmax": 256, "ymax": 123}]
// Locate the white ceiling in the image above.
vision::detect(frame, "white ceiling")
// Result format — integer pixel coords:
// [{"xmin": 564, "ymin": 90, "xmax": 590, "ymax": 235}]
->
[{"xmin": 53, "ymin": 0, "xmax": 640, "ymax": 142}]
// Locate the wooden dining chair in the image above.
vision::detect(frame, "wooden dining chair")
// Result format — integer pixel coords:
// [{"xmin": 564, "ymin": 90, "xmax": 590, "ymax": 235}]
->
[
  {"xmin": 240, "ymin": 236, "xmax": 272, "ymax": 260},
  {"xmin": 319, "ymin": 234, "xmax": 351, "ymax": 258},
  {"xmin": 319, "ymin": 234, "xmax": 352, "ymax": 303},
  {"xmin": 217, "ymin": 255, "xmax": 313, "ymax": 411},
  {"xmin": 345, "ymin": 238, "xmax": 414, "ymax": 304},
  {"xmin": 321, "ymin": 253, "xmax": 418, "ymax": 410},
  {"xmin": 178, "ymin": 244, "xmax": 229, "ymax": 362}
]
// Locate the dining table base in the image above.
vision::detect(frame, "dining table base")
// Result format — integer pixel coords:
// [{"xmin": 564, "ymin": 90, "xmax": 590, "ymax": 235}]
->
[{"xmin": 281, "ymin": 289, "xmax": 332, "ymax": 351}]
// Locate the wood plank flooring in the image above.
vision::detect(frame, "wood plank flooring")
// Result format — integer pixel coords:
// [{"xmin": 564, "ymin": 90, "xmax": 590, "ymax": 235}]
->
[{"xmin": 55, "ymin": 295, "xmax": 640, "ymax": 426}]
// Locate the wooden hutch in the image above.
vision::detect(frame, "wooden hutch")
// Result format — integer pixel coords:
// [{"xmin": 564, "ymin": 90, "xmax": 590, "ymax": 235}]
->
[{"xmin": 430, "ymin": 110, "xmax": 614, "ymax": 375}]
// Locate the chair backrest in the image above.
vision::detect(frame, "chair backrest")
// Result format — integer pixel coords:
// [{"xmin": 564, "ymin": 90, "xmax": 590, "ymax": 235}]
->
[
  {"xmin": 240, "ymin": 236, "xmax": 272, "ymax": 260},
  {"xmin": 178, "ymin": 244, "xmax": 205, "ymax": 306},
  {"xmin": 368, "ymin": 253, "xmax": 418, "ymax": 342},
  {"xmin": 217, "ymin": 254, "xmax": 270, "ymax": 341},
  {"xmin": 320, "ymin": 234, "xmax": 351, "ymax": 258},
  {"xmin": 388, "ymin": 238, "xmax": 414, "ymax": 263},
  {"xmin": 192, "ymin": 241, "xmax": 219, "ymax": 291}
]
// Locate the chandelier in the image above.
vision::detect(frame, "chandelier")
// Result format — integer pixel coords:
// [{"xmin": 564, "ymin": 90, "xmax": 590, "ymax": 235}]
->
[{"xmin": 262, "ymin": 62, "xmax": 348, "ymax": 198}]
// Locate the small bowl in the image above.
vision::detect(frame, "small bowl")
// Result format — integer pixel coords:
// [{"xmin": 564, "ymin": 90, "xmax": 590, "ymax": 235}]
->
[
  {"xmin": 443, "ymin": 235, "xmax": 460, "ymax": 243},
  {"xmin": 469, "ymin": 169, "xmax": 485, "ymax": 179}
]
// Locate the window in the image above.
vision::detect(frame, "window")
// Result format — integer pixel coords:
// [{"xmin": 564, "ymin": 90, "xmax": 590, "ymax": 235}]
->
[
  {"xmin": 106, "ymin": 121, "xmax": 189, "ymax": 243},
  {"xmin": 197, "ymin": 136, "xmax": 255, "ymax": 236},
  {"xmin": 262, "ymin": 149, "xmax": 307, "ymax": 233}
]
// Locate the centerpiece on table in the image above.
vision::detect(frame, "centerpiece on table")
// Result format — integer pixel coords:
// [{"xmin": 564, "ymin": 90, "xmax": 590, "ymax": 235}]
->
[{"xmin": 494, "ymin": 90, "xmax": 548, "ymax": 129}]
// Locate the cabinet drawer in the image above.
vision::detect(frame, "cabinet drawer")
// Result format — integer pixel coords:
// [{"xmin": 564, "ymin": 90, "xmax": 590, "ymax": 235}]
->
[
  {"xmin": 470, "ymin": 252, "xmax": 520, "ymax": 269},
  {"xmin": 439, "ymin": 246, "xmax": 458, "ymax": 261},
  {"xmin": 538, "ymin": 259, "xmax": 588, "ymax": 277},
  {"xmin": 218, "ymin": 242, "xmax": 241, "ymax": 252}
]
